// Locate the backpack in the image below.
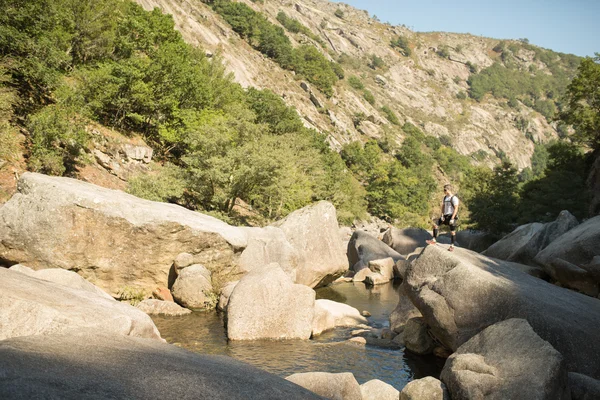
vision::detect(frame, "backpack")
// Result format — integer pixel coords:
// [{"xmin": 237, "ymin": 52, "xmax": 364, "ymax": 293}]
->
[{"xmin": 443, "ymin": 195, "xmax": 459, "ymax": 220}]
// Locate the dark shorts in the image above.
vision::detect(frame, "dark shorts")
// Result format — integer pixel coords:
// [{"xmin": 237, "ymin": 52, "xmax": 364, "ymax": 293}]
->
[{"xmin": 436, "ymin": 214, "xmax": 457, "ymax": 232}]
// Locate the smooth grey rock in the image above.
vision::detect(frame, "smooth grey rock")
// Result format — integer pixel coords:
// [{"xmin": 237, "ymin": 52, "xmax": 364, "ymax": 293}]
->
[
  {"xmin": 0, "ymin": 268, "xmax": 161, "ymax": 341},
  {"xmin": 136, "ymin": 299, "xmax": 191, "ymax": 316},
  {"xmin": 389, "ymin": 282, "xmax": 422, "ymax": 334},
  {"xmin": 569, "ymin": 372, "xmax": 600, "ymax": 400},
  {"xmin": 364, "ymin": 272, "xmax": 389, "ymax": 285},
  {"xmin": 455, "ymin": 230, "xmax": 496, "ymax": 253},
  {"xmin": 286, "ymin": 372, "xmax": 361, "ymax": 400},
  {"xmin": 352, "ymin": 267, "xmax": 372, "ymax": 282},
  {"xmin": 217, "ymin": 280, "xmax": 239, "ymax": 311},
  {"xmin": 173, "ymin": 252, "xmax": 194, "ymax": 269},
  {"xmin": 314, "ymin": 299, "xmax": 368, "ymax": 327},
  {"xmin": 120, "ymin": 143, "xmax": 153, "ymax": 163},
  {"xmin": 483, "ymin": 211, "xmax": 578, "ymax": 266},
  {"xmin": 8, "ymin": 264, "xmax": 35, "ymax": 275},
  {"xmin": 227, "ymin": 263, "xmax": 315, "ymax": 340},
  {"xmin": 360, "ymin": 379, "xmax": 399, "ymax": 400},
  {"xmin": 482, "ymin": 222, "xmax": 544, "ymax": 260},
  {"xmin": 441, "ymin": 319, "xmax": 569, "ymax": 400},
  {"xmin": 272, "ymin": 201, "xmax": 348, "ymax": 288},
  {"xmin": 400, "ymin": 377, "xmax": 449, "ymax": 400},
  {"xmin": 348, "ymin": 230, "xmax": 404, "ymax": 272},
  {"xmin": 33, "ymin": 268, "xmax": 114, "ymax": 301},
  {"xmin": 403, "ymin": 317, "xmax": 435, "ymax": 355},
  {"xmin": 535, "ymin": 215, "xmax": 600, "ymax": 288},
  {"xmin": 171, "ymin": 265, "xmax": 213, "ymax": 310},
  {"xmin": 311, "ymin": 301, "xmax": 337, "ymax": 336},
  {"xmin": 239, "ymin": 226, "xmax": 299, "ymax": 281},
  {"xmin": 382, "ymin": 227, "xmax": 432, "ymax": 255},
  {"xmin": 548, "ymin": 258, "xmax": 599, "ymax": 297},
  {"xmin": 0, "ymin": 173, "xmax": 247, "ymax": 296},
  {"xmin": 0, "ymin": 330, "xmax": 323, "ymax": 400},
  {"xmin": 368, "ymin": 257, "xmax": 395, "ymax": 280},
  {"xmin": 406, "ymin": 245, "xmax": 600, "ymax": 379}
]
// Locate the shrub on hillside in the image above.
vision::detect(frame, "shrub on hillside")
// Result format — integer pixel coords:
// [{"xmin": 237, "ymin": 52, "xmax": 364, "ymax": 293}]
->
[{"xmin": 390, "ymin": 36, "xmax": 411, "ymax": 56}]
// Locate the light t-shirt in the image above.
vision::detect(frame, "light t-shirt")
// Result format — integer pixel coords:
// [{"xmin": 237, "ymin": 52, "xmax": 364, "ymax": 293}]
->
[{"xmin": 443, "ymin": 195, "xmax": 459, "ymax": 215}]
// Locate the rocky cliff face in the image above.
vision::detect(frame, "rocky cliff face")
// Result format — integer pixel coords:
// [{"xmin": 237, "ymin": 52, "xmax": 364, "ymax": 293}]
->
[{"xmin": 135, "ymin": 0, "xmax": 567, "ymax": 169}]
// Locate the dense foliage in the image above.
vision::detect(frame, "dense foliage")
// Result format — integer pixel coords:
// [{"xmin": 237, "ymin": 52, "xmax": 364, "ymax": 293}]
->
[
  {"xmin": 208, "ymin": 0, "xmax": 340, "ymax": 96},
  {"xmin": 276, "ymin": 11, "xmax": 325, "ymax": 47},
  {"xmin": 468, "ymin": 44, "xmax": 579, "ymax": 121},
  {"xmin": 558, "ymin": 55, "xmax": 600, "ymax": 151},
  {"xmin": 0, "ymin": 0, "xmax": 365, "ymax": 223}
]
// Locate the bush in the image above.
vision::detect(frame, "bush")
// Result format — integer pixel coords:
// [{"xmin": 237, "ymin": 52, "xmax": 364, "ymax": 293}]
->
[
  {"xmin": 390, "ymin": 36, "xmax": 411, "ymax": 56},
  {"xmin": 348, "ymin": 76, "xmax": 364, "ymax": 90},
  {"xmin": 127, "ymin": 164, "xmax": 186, "ymax": 203},
  {"xmin": 363, "ymin": 90, "xmax": 375, "ymax": 105},
  {"xmin": 27, "ymin": 105, "xmax": 88, "ymax": 176},
  {"xmin": 439, "ymin": 135, "xmax": 452, "ymax": 147},
  {"xmin": 456, "ymin": 91, "xmax": 467, "ymax": 100},
  {"xmin": 369, "ymin": 54, "xmax": 385, "ymax": 70},
  {"xmin": 334, "ymin": 9, "xmax": 344, "ymax": 19},
  {"xmin": 436, "ymin": 46, "xmax": 450, "ymax": 59},
  {"xmin": 381, "ymin": 105, "xmax": 400, "ymax": 125}
]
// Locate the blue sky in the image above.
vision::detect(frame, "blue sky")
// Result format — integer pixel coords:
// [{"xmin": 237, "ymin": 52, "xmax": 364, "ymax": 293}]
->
[{"xmin": 339, "ymin": 0, "xmax": 599, "ymax": 57}]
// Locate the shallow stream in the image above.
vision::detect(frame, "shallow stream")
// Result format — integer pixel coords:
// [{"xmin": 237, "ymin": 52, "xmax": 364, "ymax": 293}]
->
[{"xmin": 151, "ymin": 281, "xmax": 443, "ymax": 391}]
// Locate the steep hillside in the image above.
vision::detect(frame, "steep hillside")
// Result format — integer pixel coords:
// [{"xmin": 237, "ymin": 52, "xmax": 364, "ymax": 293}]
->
[{"xmin": 135, "ymin": 0, "xmax": 578, "ymax": 169}]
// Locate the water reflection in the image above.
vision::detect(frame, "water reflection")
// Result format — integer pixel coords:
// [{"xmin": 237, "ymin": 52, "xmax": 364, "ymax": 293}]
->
[{"xmin": 151, "ymin": 281, "xmax": 442, "ymax": 391}]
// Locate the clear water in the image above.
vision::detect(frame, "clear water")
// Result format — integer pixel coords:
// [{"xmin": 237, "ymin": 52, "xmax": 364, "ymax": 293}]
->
[{"xmin": 151, "ymin": 281, "xmax": 443, "ymax": 391}]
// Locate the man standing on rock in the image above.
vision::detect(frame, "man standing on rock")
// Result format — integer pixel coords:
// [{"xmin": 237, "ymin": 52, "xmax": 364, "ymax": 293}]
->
[{"xmin": 426, "ymin": 184, "xmax": 459, "ymax": 251}]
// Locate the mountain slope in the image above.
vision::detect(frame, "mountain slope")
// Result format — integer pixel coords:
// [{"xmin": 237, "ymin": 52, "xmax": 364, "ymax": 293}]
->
[{"xmin": 135, "ymin": 0, "xmax": 578, "ymax": 169}]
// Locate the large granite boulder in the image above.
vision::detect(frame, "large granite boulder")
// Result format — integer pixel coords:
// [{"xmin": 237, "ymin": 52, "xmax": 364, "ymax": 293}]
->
[
  {"xmin": 360, "ymin": 379, "xmax": 399, "ymax": 400},
  {"xmin": 389, "ymin": 282, "xmax": 422, "ymax": 334},
  {"xmin": 406, "ymin": 245, "xmax": 600, "ymax": 379},
  {"xmin": 400, "ymin": 377, "xmax": 449, "ymax": 400},
  {"xmin": 347, "ymin": 230, "xmax": 404, "ymax": 272},
  {"xmin": 0, "ymin": 330, "xmax": 324, "ymax": 400},
  {"xmin": 441, "ymin": 319, "xmax": 569, "ymax": 400},
  {"xmin": 482, "ymin": 222, "xmax": 544, "ymax": 260},
  {"xmin": 0, "ymin": 268, "xmax": 161, "ymax": 340},
  {"xmin": 227, "ymin": 263, "xmax": 315, "ymax": 340},
  {"xmin": 483, "ymin": 210, "xmax": 578, "ymax": 265},
  {"xmin": 569, "ymin": 372, "xmax": 600, "ymax": 400},
  {"xmin": 455, "ymin": 230, "xmax": 496, "ymax": 253},
  {"xmin": 403, "ymin": 317, "xmax": 435, "ymax": 355},
  {"xmin": 535, "ymin": 215, "xmax": 600, "ymax": 284},
  {"xmin": 171, "ymin": 265, "xmax": 214, "ymax": 310},
  {"xmin": 272, "ymin": 201, "xmax": 348, "ymax": 288},
  {"xmin": 382, "ymin": 227, "xmax": 432, "ymax": 255},
  {"xmin": 238, "ymin": 226, "xmax": 299, "ymax": 281},
  {"xmin": 0, "ymin": 173, "xmax": 247, "ymax": 296},
  {"xmin": 286, "ymin": 372, "xmax": 362, "ymax": 400},
  {"xmin": 314, "ymin": 299, "xmax": 368, "ymax": 327},
  {"xmin": 545, "ymin": 258, "xmax": 599, "ymax": 297},
  {"xmin": 9, "ymin": 265, "xmax": 113, "ymax": 301}
]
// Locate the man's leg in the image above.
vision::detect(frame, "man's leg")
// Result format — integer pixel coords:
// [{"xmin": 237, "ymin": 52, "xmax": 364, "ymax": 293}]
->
[
  {"xmin": 449, "ymin": 224, "xmax": 456, "ymax": 251},
  {"xmin": 426, "ymin": 221, "xmax": 440, "ymax": 245}
]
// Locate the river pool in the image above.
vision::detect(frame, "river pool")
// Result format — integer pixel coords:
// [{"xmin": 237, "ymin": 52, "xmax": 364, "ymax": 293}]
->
[{"xmin": 151, "ymin": 281, "xmax": 443, "ymax": 391}]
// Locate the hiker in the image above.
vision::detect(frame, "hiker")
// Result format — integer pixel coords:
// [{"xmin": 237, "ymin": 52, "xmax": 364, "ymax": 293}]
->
[{"xmin": 426, "ymin": 184, "xmax": 459, "ymax": 251}]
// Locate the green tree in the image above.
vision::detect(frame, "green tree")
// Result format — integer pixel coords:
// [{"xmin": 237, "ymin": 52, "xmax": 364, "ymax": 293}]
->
[
  {"xmin": 518, "ymin": 142, "xmax": 589, "ymax": 222},
  {"xmin": 469, "ymin": 162, "xmax": 520, "ymax": 235},
  {"xmin": 558, "ymin": 55, "xmax": 600, "ymax": 151}
]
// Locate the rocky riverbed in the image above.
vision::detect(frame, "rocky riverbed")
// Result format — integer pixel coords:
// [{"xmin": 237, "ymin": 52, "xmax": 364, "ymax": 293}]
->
[{"xmin": 1, "ymin": 173, "xmax": 600, "ymax": 399}]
